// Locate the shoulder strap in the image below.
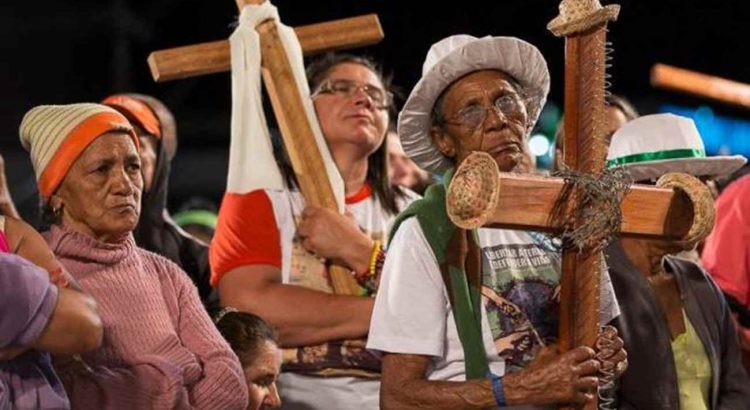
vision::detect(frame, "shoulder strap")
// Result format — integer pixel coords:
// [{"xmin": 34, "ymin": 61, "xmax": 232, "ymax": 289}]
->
[
  {"xmin": 443, "ymin": 228, "xmax": 488, "ymax": 379},
  {"xmin": 389, "ymin": 171, "xmax": 489, "ymax": 379}
]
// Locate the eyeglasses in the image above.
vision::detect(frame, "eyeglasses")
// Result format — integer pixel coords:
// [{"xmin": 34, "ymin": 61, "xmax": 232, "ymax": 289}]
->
[
  {"xmin": 311, "ymin": 78, "xmax": 393, "ymax": 109},
  {"xmin": 441, "ymin": 94, "xmax": 524, "ymax": 129}
]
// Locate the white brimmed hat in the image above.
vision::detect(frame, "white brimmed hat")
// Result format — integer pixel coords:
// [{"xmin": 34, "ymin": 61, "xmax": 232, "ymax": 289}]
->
[
  {"xmin": 606, "ymin": 113, "xmax": 746, "ymax": 181},
  {"xmin": 398, "ymin": 35, "xmax": 551, "ymax": 174}
]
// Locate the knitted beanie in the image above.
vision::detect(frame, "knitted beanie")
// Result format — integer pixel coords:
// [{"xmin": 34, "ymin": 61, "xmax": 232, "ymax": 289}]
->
[{"xmin": 19, "ymin": 103, "xmax": 138, "ymax": 198}]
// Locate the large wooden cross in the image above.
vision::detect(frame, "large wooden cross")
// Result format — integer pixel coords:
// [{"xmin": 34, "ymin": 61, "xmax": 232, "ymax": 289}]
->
[
  {"xmin": 447, "ymin": 2, "xmax": 702, "ymax": 409},
  {"xmin": 148, "ymin": 0, "xmax": 385, "ymax": 295},
  {"xmin": 548, "ymin": 7, "xmax": 622, "ymax": 403}
]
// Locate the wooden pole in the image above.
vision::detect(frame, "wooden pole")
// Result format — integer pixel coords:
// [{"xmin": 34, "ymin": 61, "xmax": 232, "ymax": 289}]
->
[
  {"xmin": 557, "ymin": 30, "xmax": 608, "ymax": 378},
  {"xmin": 548, "ymin": 2, "xmax": 620, "ymax": 408},
  {"xmin": 651, "ymin": 63, "xmax": 750, "ymax": 110},
  {"xmin": 237, "ymin": 0, "xmax": 363, "ymax": 294}
]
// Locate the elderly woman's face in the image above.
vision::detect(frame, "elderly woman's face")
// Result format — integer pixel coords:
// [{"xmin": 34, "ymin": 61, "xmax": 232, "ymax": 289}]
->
[
  {"xmin": 431, "ymin": 70, "xmax": 530, "ymax": 172},
  {"xmin": 312, "ymin": 62, "xmax": 389, "ymax": 157},
  {"xmin": 54, "ymin": 132, "xmax": 143, "ymax": 242}
]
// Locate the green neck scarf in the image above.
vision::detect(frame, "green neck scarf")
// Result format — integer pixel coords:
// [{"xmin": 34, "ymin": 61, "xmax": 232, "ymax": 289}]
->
[{"xmin": 390, "ymin": 169, "xmax": 489, "ymax": 379}]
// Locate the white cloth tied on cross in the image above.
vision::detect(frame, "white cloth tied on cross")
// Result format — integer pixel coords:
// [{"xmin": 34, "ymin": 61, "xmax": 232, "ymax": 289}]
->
[{"xmin": 227, "ymin": 1, "xmax": 345, "ymax": 212}]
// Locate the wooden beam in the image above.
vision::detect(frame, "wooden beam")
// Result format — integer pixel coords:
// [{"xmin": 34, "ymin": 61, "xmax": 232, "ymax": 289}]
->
[
  {"xmin": 245, "ymin": 6, "xmax": 362, "ymax": 295},
  {"xmin": 256, "ymin": 22, "xmax": 339, "ymax": 211},
  {"xmin": 477, "ymin": 173, "xmax": 692, "ymax": 239},
  {"xmin": 651, "ymin": 63, "xmax": 750, "ymax": 110},
  {"xmin": 556, "ymin": 32, "xmax": 608, "ymax": 386},
  {"xmin": 148, "ymin": 14, "xmax": 383, "ymax": 82}
]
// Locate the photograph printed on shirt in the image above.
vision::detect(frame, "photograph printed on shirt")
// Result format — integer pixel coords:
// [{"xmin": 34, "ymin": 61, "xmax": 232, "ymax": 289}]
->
[{"xmin": 481, "ymin": 241, "xmax": 561, "ymax": 371}]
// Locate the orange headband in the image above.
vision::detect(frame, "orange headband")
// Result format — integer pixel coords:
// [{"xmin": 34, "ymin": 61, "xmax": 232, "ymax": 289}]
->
[{"xmin": 102, "ymin": 95, "xmax": 162, "ymax": 139}]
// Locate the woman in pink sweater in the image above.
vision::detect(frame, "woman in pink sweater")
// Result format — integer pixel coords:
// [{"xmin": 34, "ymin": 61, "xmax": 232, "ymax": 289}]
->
[{"xmin": 19, "ymin": 103, "xmax": 248, "ymax": 409}]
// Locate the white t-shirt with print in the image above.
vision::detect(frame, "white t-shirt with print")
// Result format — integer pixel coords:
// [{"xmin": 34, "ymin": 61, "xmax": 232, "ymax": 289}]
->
[
  {"xmin": 368, "ymin": 217, "xmax": 620, "ymax": 409},
  {"xmin": 265, "ymin": 188, "xmax": 417, "ymax": 286},
  {"xmin": 211, "ymin": 185, "xmax": 418, "ymax": 410}
]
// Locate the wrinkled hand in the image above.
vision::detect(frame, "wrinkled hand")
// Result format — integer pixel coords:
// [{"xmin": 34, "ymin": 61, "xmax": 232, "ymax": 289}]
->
[
  {"xmin": 595, "ymin": 325, "xmax": 628, "ymax": 384},
  {"xmin": 505, "ymin": 345, "xmax": 600, "ymax": 405},
  {"xmin": 297, "ymin": 206, "xmax": 372, "ymax": 271}
]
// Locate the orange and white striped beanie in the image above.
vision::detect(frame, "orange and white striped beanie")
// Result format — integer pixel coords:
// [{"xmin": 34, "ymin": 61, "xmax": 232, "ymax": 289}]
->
[{"xmin": 19, "ymin": 103, "xmax": 138, "ymax": 198}]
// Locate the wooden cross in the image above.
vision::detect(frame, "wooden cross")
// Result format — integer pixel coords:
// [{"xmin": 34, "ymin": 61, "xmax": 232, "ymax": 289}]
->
[
  {"xmin": 448, "ymin": 2, "xmax": 702, "ymax": 409},
  {"xmin": 548, "ymin": 9, "xmax": 622, "ymax": 406},
  {"xmin": 148, "ymin": 0, "xmax": 385, "ymax": 295}
]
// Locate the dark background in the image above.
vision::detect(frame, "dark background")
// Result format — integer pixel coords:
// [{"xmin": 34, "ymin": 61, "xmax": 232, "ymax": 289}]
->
[{"xmin": 3, "ymin": 0, "xmax": 749, "ymax": 221}]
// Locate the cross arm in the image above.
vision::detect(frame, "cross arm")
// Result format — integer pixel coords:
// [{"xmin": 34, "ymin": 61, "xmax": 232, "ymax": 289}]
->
[
  {"xmin": 448, "ymin": 172, "xmax": 693, "ymax": 240},
  {"xmin": 148, "ymin": 14, "xmax": 384, "ymax": 82}
]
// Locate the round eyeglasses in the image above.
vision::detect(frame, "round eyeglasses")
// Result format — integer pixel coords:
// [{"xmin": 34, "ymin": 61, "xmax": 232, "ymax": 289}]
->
[
  {"xmin": 312, "ymin": 79, "xmax": 393, "ymax": 110},
  {"xmin": 441, "ymin": 94, "xmax": 523, "ymax": 129}
]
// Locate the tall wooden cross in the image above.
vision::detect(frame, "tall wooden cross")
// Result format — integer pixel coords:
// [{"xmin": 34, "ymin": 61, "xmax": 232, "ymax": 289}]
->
[
  {"xmin": 148, "ymin": 0, "xmax": 385, "ymax": 295},
  {"xmin": 547, "ymin": 6, "xmax": 622, "ymax": 403},
  {"xmin": 446, "ymin": 2, "xmax": 707, "ymax": 409}
]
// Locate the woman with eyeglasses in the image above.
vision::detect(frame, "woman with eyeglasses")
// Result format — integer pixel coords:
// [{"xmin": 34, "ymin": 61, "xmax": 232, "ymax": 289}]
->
[{"xmin": 210, "ymin": 53, "xmax": 417, "ymax": 409}]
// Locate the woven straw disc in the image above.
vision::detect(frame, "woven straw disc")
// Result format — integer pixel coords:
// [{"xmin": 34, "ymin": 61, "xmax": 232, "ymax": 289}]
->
[
  {"xmin": 656, "ymin": 172, "xmax": 716, "ymax": 247},
  {"xmin": 447, "ymin": 151, "xmax": 501, "ymax": 229}
]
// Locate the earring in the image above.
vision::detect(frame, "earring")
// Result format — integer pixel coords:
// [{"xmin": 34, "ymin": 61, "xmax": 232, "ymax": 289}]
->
[{"xmin": 50, "ymin": 196, "xmax": 63, "ymax": 218}]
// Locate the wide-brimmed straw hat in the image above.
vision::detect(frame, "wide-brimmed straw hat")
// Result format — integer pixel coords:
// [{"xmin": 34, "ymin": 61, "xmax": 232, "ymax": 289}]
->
[
  {"xmin": 398, "ymin": 34, "xmax": 551, "ymax": 174},
  {"xmin": 606, "ymin": 113, "xmax": 746, "ymax": 181}
]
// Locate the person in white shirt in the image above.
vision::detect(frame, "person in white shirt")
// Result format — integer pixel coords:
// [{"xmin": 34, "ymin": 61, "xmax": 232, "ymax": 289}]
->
[{"xmin": 368, "ymin": 34, "xmax": 628, "ymax": 409}]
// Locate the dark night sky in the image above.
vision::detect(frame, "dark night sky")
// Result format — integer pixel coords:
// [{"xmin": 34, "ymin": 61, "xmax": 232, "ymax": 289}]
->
[{"xmin": 2, "ymin": 0, "xmax": 749, "ymax": 221}]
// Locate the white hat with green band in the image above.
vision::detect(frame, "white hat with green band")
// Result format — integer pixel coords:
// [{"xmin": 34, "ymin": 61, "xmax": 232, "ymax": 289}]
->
[{"xmin": 606, "ymin": 113, "xmax": 746, "ymax": 181}]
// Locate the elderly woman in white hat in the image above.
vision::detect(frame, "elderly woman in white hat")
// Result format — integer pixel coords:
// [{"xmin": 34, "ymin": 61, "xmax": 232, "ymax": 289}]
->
[
  {"xmin": 368, "ymin": 35, "xmax": 627, "ymax": 409},
  {"xmin": 604, "ymin": 113, "xmax": 750, "ymax": 410},
  {"xmin": 19, "ymin": 103, "xmax": 248, "ymax": 409}
]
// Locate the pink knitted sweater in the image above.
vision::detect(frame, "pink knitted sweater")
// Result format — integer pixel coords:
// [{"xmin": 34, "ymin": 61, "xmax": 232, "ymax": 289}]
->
[{"xmin": 44, "ymin": 225, "xmax": 248, "ymax": 409}]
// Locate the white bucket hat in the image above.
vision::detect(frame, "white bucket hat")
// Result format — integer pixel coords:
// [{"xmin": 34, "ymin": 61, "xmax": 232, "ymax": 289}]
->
[
  {"xmin": 398, "ymin": 34, "xmax": 551, "ymax": 174},
  {"xmin": 606, "ymin": 113, "xmax": 746, "ymax": 181}
]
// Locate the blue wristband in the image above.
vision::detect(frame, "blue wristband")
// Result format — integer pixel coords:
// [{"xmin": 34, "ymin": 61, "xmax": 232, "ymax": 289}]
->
[{"xmin": 488, "ymin": 372, "xmax": 507, "ymax": 408}]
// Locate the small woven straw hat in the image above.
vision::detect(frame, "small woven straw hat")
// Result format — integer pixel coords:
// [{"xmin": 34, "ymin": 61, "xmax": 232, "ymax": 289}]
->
[
  {"xmin": 398, "ymin": 34, "xmax": 550, "ymax": 175},
  {"xmin": 446, "ymin": 151, "xmax": 501, "ymax": 230},
  {"xmin": 548, "ymin": 0, "xmax": 620, "ymax": 36},
  {"xmin": 606, "ymin": 113, "xmax": 746, "ymax": 181}
]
